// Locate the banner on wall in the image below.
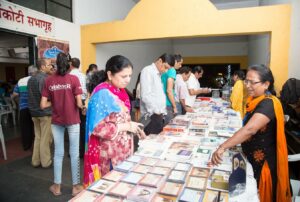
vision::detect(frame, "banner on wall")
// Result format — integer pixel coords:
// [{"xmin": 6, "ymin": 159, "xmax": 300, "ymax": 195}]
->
[
  {"xmin": 0, "ymin": 0, "xmax": 55, "ymax": 37},
  {"xmin": 37, "ymin": 37, "xmax": 69, "ymax": 62}
]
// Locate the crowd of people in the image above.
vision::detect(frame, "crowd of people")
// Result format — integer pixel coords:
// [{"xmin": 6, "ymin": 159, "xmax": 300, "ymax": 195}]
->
[{"xmin": 6, "ymin": 52, "xmax": 292, "ymax": 202}]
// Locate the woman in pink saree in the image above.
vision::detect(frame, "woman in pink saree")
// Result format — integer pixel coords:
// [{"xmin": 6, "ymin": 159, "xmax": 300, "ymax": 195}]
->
[{"xmin": 83, "ymin": 55, "xmax": 145, "ymax": 187}]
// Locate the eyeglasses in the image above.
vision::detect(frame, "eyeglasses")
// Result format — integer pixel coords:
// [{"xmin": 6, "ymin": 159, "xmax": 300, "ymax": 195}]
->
[{"xmin": 244, "ymin": 79, "xmax": 262, "ymax": 85}]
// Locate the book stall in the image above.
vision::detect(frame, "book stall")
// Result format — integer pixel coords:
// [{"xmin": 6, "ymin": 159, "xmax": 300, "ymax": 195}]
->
[{"xmin": 70, "ymin": 98, "xmax": 259, "ymax": 202}]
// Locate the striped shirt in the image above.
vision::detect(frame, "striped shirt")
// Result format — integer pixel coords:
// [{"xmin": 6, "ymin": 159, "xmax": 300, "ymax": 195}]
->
[
  {"xmin": 69, "ymin": 68, "xmax": 87, "ymax": 100},
  {"xmin": 14, "ymin": 76, "xmax": 31, "ymax": 110}
]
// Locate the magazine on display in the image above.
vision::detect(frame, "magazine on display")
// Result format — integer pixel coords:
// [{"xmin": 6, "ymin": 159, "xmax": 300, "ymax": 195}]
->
[
  {"xmin": 158, "ymin": 181, "xmax": 183, "ymax": 197},
  {"xmin": 149, "ymin": 166, "xmax": 171, "ymax": 176},
  {"xmin": 190, "ymin": 167, "xmax": 210, "ymax": 178},
  {"xmin": 167, "ymin": 170, "xmax": 187, "ymax": 184},
  {"xmin": 70, "ymin": 190, "xmax": 102, "ymax": 202},
  {"xmin": 178, "ymin": 188, "xmax": 204, "ymax": 202},
  {"xmin": 155, "ymin": 160, "xmax": 176, "ymax": 169},
  {"xmin": 209, "ymin": 169, "xmax": 231, "ymax": 191},
  {"xmin": 108, "ymin": 182, "xmax": 135, "ymax": 198},
  {"xmin": 132, "ymin": 164, "xmax": 152, "ymax": 174},
  {"xmin": 126, "ymin": 155, "xmax": 143, "ymax": 163},
  {"xmin": 114, "ymin": 161, "xmax": 136, "ymax": 173},
  {"xmin": 139, "ymin": 173, "xmax": 163, "ymax": 187},
  {"xmin": 97, "ymin": 194, "xmax": 123, "ymax": 202},
  {"xmin": 174, "ymin": 162, "xmax": 192, "ymax": 172},
  {"xmin": 127, "ymin": 185, "xmax": 156, "ymax": 202},
  {"xmin": 121, "ymin": 172, "xmax": 144, "ymax": 184},
  {"xmin": 151, "ymin": 194, "xmax": 177, "ymax": 202},
  {"xmin": 202, "ymin": 189, "xmax": 220, "ymax": 202},
  {"xmin": 140, "ymin": 157, "xmax": 159, "ymax": 166},
  {"xmin": 102, "ymin": 170, "xmax": 126, "ymax": 182},
  {"xmin": 186, "ymin": 176, "xmax": 207, "ymax": 190},
  {"xmin": 88, "ymin": 179, "xmax": 116, "ymax": 194}
]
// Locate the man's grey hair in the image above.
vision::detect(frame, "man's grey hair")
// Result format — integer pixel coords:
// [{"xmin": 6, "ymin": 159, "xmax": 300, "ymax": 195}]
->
[{"xmin": 28, "ymin": 65, "xmax": 38, "ymax": 75}]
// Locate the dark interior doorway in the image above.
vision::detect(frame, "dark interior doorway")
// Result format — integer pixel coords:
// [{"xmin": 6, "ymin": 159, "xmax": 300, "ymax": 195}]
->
[{"xmin": 185, "ymin": 63, "xmax": 240, "ymax": 89}]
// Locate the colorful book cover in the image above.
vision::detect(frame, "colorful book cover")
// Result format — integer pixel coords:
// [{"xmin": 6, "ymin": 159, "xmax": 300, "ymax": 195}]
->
[
  {"xmin": 174, "ymin": 163, "xmax": 192, "ymax": 172},
  {"xmin": 132, "ymin": 164, "xmax": 152, "ymax": 174},
  {"xmin": 151, "ymin": 194, "xmax": 177, "ymax": 202},
  {"xmin": 127, "ymin": 185, "xmax": 156, "ymax": 202},
  {"xmin": 126, "ymin": 155, "xmax": 143, "ymax": 163},
  {"xmin": 178, "ymin": 188, "xmax": 204, "ymax": 202},
  {"xmin": 202, "ymin": 189, "xmax": 219, "ymax": 202},
  {"xmin": 140, "ymin": 157, "xmax": 159, "ymax": 166},
  {"xmin": 139, "ymin": 173, "xmax": 163, "ymax": 187},
  {"xmin": 149, "ymin": 166, "xmax": 171, "ymax": 176},
  {"xmin": 186, "ymin": 176, "xmax": 207, "ymax": 190},
  {"xmin": 102, "ymin": 170, "xmax": 126, "ymax": 182},
  {"xmin": 190, "ymin": 167, "xmax": 210, "ymax": 178},
  {"xmin": 70, "ymin": 190, "xmax": 102, "ymax": 202},
  {"xmin": 155, "ymin": 160, "xmax": 176, "ymax": 169},
  {"xmin": 159, "ymin": 181, "xmax": 183, "ymax": 196},
  {"xmin": 96, "ymin": 194, "xmax": 123, "ymax": 202},
  {"xmin": 114, "ymin": 161, "xmax": 136, "ymax": 172},
  {"xmin": 108, "ymin": 182, "xmax": 135, "ymax": 198},
  {"xmin": 121, "ymin": 172, "xmax": 144, "ymax": 184},
  {"xmin": 167, "ymin": 170, "xmax": 187, "ymax": 183},
  {"xmin": 88, "ymin": 179, "xmax": 116, "ymax": 193}
]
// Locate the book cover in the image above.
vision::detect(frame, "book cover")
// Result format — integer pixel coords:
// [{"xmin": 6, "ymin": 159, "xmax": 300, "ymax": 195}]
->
[
  {"xmin": 210, "ymin": 169, "xmax": 231, "ymax": 191},
  {"xmin": 88, "ymin": 179, "xmax": 116, "ymax": 194},
  {"xmin": 108, "ymin": 182, "xmax": 135, "ymax": 198},
  {"xmin": 102, "ymin": 170, "xmax": 126, "ymax": 182},
  {"xmin": 155, "ymin": 160, "xmax": 176, "ymax": 169},
  {"xmin": 167, "ymin": 170, "xmax": 187, "ymax": 183},
  {"xmin": 121, "ymin": 172, "xmax": 144, "ymax": 184},
  {"xmin": 132, "ymin": 164, "xmax": 152, "ymax": 174},
  {"xmin": 149, "ymin": 166, "xmax": 171, "ymax": 176},
  {"xmin": 127, "ymin": 185, "xmax": 156, "ymax": 202},
  {"xmin": 202, "ymin": 189, "xmax": 219, "ymax": 202},
  {"xmin": 159, "ymin": 181, "xmax": 183, "ymax": 197},
  {"xmin": 70, "ymin": 190, "xmax": 102, "ymax": 202},
  {"xmin": 174, "ymin": 163, "xmax": 192, "ymax": 172},
  {"xmin": 96, "ymin": 194, "xmax": 123, "ymax": 202},
  {"xmin": 220, "ymin": 192, "xmax": 229, "ymax": 202},
  {"xmin": 126, "ymin": 155, "xmax": 143, "ymax": 163},
  {"xmin": 190, "ymin": 167, "xmax": 210, "ymax": 178},
  {"xmin": 151, "ymin": 194, "xmax": 177, "ymax": 202},
  {"xmin": 140, "ymin": 157, "xmax": 159, "ymax": 166},
  {"xmin": 139, "ymin": 173, "xmax": 163, "ymax": 187},
  {"xmin": 114, "ymin": 161, "xmax": 136, "ymax": 173},
  {"xmin": 178, "ymin": 188, "xmax": 204, "ymax": 202},
  {"xmin": 186, "ymin": 176, "xmax": 207, "ymax": 190}
]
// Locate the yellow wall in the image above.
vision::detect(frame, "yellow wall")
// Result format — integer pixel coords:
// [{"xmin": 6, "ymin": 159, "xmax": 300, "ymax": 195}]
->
[{"xmin": 81, "ymin": 0, "xmax": 290, "ymax": 92}]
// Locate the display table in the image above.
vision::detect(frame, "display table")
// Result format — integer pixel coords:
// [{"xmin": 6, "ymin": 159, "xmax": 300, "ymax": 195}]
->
[{"xmin": 70, "ymin": 98, "xmax": 259, "ymax": 202}]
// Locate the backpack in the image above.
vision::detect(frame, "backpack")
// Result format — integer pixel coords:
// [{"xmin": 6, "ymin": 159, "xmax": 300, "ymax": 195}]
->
[{"xmin": 280, "ymin": 78, "xmax": 300, "ymax": 105}]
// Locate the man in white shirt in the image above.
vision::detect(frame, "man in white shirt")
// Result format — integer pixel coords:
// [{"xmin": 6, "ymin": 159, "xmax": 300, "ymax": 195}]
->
[
  {"xmin": 185, "ymin": 66, "xmax": 211, "ymax": 108},
  {"xmin": 175, "ymin": 66, "xmax": 193, "ymax": 114},
  {"xmin": 69, "ymin": 57, "xmax": 87, "ymax": 158},
  {"xmin": 140, "ymin": 53, "xmax": 175, "ymax": 135}
]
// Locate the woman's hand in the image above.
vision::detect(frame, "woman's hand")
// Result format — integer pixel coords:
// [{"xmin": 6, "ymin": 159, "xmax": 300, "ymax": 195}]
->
[
  {"xmin": 136, "ymin": 127, "xmax": 146, "ymax": 140},
  {"xmin": 128, "ymin": 121, "xmax": 144, "ymax": 133},
  {"xmin": 210, "ymin": 146, "xmax": 225, "ymax": 166}
]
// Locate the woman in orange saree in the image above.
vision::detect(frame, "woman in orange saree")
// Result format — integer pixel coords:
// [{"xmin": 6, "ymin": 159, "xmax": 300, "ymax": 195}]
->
[{"xmin": 211, "ymin": 64, "xmax": 291, "ymax": 202}]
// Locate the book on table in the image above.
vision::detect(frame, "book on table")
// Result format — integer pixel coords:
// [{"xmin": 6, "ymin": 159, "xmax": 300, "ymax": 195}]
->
[{"xmin": 88, "ymin": 179, "xmax": 116, "ymax": 194}]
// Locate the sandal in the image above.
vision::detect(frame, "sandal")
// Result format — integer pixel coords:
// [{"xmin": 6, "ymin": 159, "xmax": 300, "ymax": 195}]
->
[
  {"xmin": 49, "ymin": 184, "xmax": 62, "ymax": 196},
  {"xmin": 72, "ymin": 184, "xmax": 84, "ymax": 196}
]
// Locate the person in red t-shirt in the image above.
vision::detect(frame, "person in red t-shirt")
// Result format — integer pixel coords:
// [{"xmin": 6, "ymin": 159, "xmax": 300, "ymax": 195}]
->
[{"xmin": 41, "ymin": 52, "xmax": 85, "ymax": 197}]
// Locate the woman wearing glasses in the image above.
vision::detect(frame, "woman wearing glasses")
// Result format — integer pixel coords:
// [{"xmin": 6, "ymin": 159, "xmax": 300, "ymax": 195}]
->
[
  {"xmin": 230, "ymin": 70, "xmax": 247, "ymax": 118},
  {"xmin": 211, "ymin": 65, "xmax": 291, "ymax": 202}
]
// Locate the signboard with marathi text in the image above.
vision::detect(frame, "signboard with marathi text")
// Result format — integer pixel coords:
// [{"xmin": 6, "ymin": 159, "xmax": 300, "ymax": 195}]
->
[{"xmin": 0, "ymin": 0, "xmax": 55, "ymax": 37}]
